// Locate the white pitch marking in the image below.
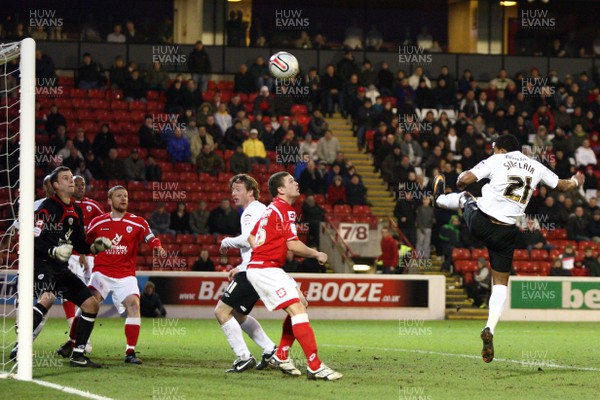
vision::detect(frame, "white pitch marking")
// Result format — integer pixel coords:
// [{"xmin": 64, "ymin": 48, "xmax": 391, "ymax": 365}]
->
[{"xmin": 321, "ymin": 344, "xmax": 600, "ymax": 372}]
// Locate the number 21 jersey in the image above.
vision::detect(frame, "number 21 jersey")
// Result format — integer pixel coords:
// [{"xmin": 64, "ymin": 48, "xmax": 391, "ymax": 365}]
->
[{"xmin": 471, "ymin": 151, "xmax": 559, "ymax": 225}]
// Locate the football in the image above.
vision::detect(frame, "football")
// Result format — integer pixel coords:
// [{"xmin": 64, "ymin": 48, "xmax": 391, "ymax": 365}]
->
[{"xmin": 268, "ymin": 51, "xmax": 299, "ymax": 79}]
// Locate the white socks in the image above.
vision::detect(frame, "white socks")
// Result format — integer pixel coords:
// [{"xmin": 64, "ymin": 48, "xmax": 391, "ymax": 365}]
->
[
  {"xmin": 240, "ymin": 316, "xmax": 276, "ymax": 354},
  {"xmin": 436, "ymin": 193, "xmax": 461, "ymax": 210},
  {"xmin": 485, "ymin": 285, "xmax": 507, "ymax": 335},
  {"xmin": 222, "ymin": 318, "xmax": 251, "ymax": 360}
]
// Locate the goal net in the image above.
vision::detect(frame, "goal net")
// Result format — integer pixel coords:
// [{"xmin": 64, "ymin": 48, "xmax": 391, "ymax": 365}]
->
[{"xmin": 0, "ymin": 38, "xmax": 36, "ymax": 380}]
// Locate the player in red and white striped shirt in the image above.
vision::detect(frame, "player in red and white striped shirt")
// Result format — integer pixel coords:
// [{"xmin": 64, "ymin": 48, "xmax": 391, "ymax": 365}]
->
[
  {"xmin": 59, "ymin": 176, "xmax": 104, "ymax": 354},
  {"xmin": 247, "ymin": 172, "xmax": 342, "ymax": 381},
  {"xmin": 65, "ymin": 185, "xmax": 165, "ymax": 364}
]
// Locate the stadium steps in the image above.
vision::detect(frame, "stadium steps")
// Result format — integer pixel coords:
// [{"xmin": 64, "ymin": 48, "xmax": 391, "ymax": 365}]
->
[
  {"xmin": 444, "ymin": 276, "xmax": 488, "ymax": 320},
  {"xmin": 326, "ymin": 115, "xmax": 395, "ymax": 216}
]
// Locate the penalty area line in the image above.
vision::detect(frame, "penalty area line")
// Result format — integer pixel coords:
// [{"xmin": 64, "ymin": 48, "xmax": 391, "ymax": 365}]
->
[{"xmin": 321, "ymin": 344, "xmax": 600, "ymax": 372}]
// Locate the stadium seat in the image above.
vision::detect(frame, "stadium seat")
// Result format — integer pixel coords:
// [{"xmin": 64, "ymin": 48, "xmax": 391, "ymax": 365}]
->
[
  {"xmin": 110, "ymin": 100, "xmax": 128, "ymax": 110},
  {"xmin": 471, "ymin": 248, "xmax": 489, "ymax": 260},
  {"xmin": 89, "ymin": 98, "xmax": 109, "ymax": 109},
  {"xmin": 88, "ymin": 88, "xmax": 106, "ymax": 99},
  {"xmin": 69, "ymin": 88, "xmax": 88, "ymax": 98},
  {"xmin": 530, "ymin": 249, "xmax": 549, "ymax": 261},
  {"xmin": 196, "ymin": 234, "xmax": 215, "ymax": 244},
  {"xmin": 514, "ymin": 249, "xmax": 529, "ymax": 261},
  {"xmin": 571, "ymin": 267, "xmax": 590, "ymax": 276},
  {"xmin": 156, "ymin": 233, "xmax": 175, "ymax": 244},
  {"xmin": 108, "ymin": 90, "xmax": 124, "ymax": 101},
  {"xmin": 451, "ymin": 248, "xmax": 470, "ymax": 261},
  {"xmin": 333, "ymin": 205, "xmax": 352, "ymax": 214},
  {"xmin": 180, "ymin": 244, "xmax": 197, "ymax": 255}
]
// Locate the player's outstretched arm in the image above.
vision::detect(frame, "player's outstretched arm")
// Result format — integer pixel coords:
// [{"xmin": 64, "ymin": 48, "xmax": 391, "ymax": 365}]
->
[
  {"xmin": 457, "ymin": 171, "xmax": 478, "ymax": 191},
  {"xmin": 287, "ymin": 240, "xmax": 327, "ymax": 264},
  {"xmin": 555, "ymin": 172, "xmax": 584, "ymax": 192}
]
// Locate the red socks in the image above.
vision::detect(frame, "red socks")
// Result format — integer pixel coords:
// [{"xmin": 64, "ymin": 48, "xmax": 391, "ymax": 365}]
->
[
  {"xmin": 125, "ymin": 318, "xmax": 141, "ymax": 355},
  {"xmin": 290, "ymin": 314, "xmax": 321, "ymax": 371},
  {"xmin": 276, "ymin": 315, "xmax": 295, "ymax": 360}
]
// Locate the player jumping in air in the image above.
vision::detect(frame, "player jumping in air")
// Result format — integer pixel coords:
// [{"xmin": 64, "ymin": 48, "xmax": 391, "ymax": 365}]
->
[
  {"xmin": 214, "ymin": 174, "xmax": 278, "ymax": 373},
  {"xmin": 247, "ymin": 172, "xmax": 342, "ymax": 380},
  {"xmin": 57, "ymin": 175, "xmax": 104, "ymax": 356},
  {"xmin": 11, "ymin": 166, "xmax": 112, "ymax": 367},
  {"xmin": 64, "ymin": 185, "xmax": 166, "ymax": 364},
  {"xmin": 433, "ymin": 134, "xmax": 584, "ymax": 363}
]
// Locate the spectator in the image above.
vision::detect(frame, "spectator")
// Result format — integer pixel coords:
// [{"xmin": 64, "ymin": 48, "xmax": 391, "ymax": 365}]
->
[
  {"xmin": 243, "ymin": 128, "xmax": 268, "ymax": 165},
  {"xmin": 62, "ymin": 147, "xmax": 84, "ymax": 172},
  {"xmin": 532, "ymin": 104, "xmax": 556, "ymax": 132},
  {"xmin": 190, "ymin": 201, "xmax": 210, "ymax": 235},
  {"xmin": 73, "ymin": 128, "xmax": 91, "ymax": 156},
  {"xmin": 346, "ymin": 174, "xmax": 368, "ymax": 206},
  {"xmin": 308, "ymin": 109, "xmax": 328, "ymax": 140},
  {"xmin": 74, "ymin": 160, "xmax": 94, "ymax": 182},
  {"xmin": 400, "ymin": 132, "xmax": 424, "ymax": 166},
  {"xmin": 550, "ymin": 257, "xmax": 572, "ymax": 276},
  {"xmin": 377, "ymin": 62, "xmax": 395, "ymax": 97},
  {"xmin": 170, "ymin": 202, "xmax": 190, "ymax": 234},
  {"xmin": 299, "ymin": 133, "xmax": 318, "ymax": 162},
  {"xmin": 123, "ymin": 148, "xmax": 145, "ymax": 181},
  {"xmin": 165, "ymin": 79, "xmax": 185, "ymax": 114},
  {"xmin": 140, "ymin": 281, "xmax": 166, "ymax": 318},
  {"xmin": 197, "ymin": 102, "xmax": 214, "ymax": 126},
  {"xmin": 316, "ymin": 130, "xmax": 341, "ymax": 164},
  {"xmin": 415, "ymin": 78, "xmax": 435, "ymax": 108},
  {"xmin": 35, "ymin": 49, "xmax": 56, "ymax": 85},
  {"xmin": 587, "ymin": 210, "xmax": 600, "ymax": 240},
  {"xmin": 327, "ymin": 176, "xmax": 346, "ymax": 205},
  {"xmin": 145, "ymin": 155, "xmax": 162, "ymax": 182},
  {"xmin": 416, "ymin": 197, "xmax": 435, "ymax": 259},
  {"xmin": 125, "ymin": 20, "xmax": 145, "ymax": 43},
  {"xmin": 366, "ymin": 25, "xmax": 383, "ymax": 51},
  {"xmin": 465, "ymin": 258, "xmax": 491, "ymax": 308},
  {"xmin": 337, "ymin": 50, "xmax": 359, "ymax": 83},
  {"xmin": 356, "ymin": 98, "xmax": 376, "ymax": 150},
  {"xmin": 320, "ymin": 65, "xmax": 344, "ymax": 118},
  {"xmin": 295, "ymin": 31, "xmax": 312, "ymax": 49},
  {"xmin": 490, "ymin": 69, "xmax": 514, "ymax": 90},
  {"xmin": 299, "ymin": 194, "xmax": 325, "ymax": 248},
  {"xmin": 196, "ymin": 143, "xmax": 225, "ymax": 176},
  {"xmin": 77, "ymin": 53, "xmax": 104, "ymax": 90},
  {"xmin": 124, "ymin": 69, "xmax": 147, "ymax": 102},
  {"xmin": 378, "ymin": 228, "xmax": 399, "ymax": 274},
  {"xmin": 394, "ymin": 191, "xmax": 418, "ymax": 247},
  {"xmin": 230, "ymin": 145, "xmax": 252, "ymax": 174},
  {"xmin": 182, "ymin": 80, "xmax": 201, "ymax": 110},
  {"xmin": 149, "ymin": 202, "xmax": 175, "ymax": 235},
  {"xmin": 299, "ymin": 160, "xmax": 324, "ymax": 195},
  {"xmin": 518, "ymin": 218, "xmax": 555, "ymax": 252},
  {"xmin": 560, "ymin": 245, "xmax": 577, "ymax": 271},
  {"xmin": 147, "ymin": 61, "xmax": 170, "ymax": 91},
  {"xmin": 208, "ymin": 199, "xmax": 240, "ymax": 235},
  {"xmin": 93, "ymin": 124, "xmax": 117, "ymax": 160},
  {"xmin": 84, "ymin": 150, "xmax": 104, "ymax": 180},
  {"xmin": 249, "ymin": 56, "xmax": 272, "ymax": 91},
  {"xmin": 567, "ymin": 206, "xmax": 592, "ymax": 241},
  {"xmin": 104, "ymin": 148, "xmax": 125, "ymax": 180},
  {"xmin": 167, "ymin": 128, "xmax": 191, "ymax": 163},
  {"xmin": 575, "ymin": 139, "xmax": 597, "ymax": 167},
  {"xmin": 408, "ymin": 66, "xmax": 431, "ymax": 90},
  {"xmin": 439, "ymin": 215, "xmax": 462, "ymax": 271},
  {"xmin": 106, "ymin": 23, "xmax": 126, "ymax": 43},
  {"xmin": 190, "ymin": 126, "xmax": 215, "ymax": 162},
  {"xmin": 45, "ymin": 105, "xmax": 67, "ymax": 136},
  {"xmin": 108, "ymin": 56, "xmax": 128, "ymax": 90},
  {"xmin": 193, "ymin": 249, "xmax": 215, "ymax": 271},
  {"xmin": 223, "ymin": 119, "xmax": 245, "ymax": 151},
  {"xmin": 381, "ymin": 145, "xmax": 402, "ymax": 189},
  {"xmin": 253, "ymin": 86, "xmax": 274, "ymax": 117},
  {"xmin": 234, "ymin": 64, "xmax": 255, "ymax": 94},
  {"xmin": 147, "ymin": 100, "xmax": 170, "ymax": 132},
  {"xmin": 214, "ymin": 103, "xmax": 233, "ymax": 135},
  {"xmin": 283, "ymin": 250, "xmax": 300, "ymax": 273},
  {"xmin": 583, "ymin": 248, "xmax": 600, "ymax": 277}
]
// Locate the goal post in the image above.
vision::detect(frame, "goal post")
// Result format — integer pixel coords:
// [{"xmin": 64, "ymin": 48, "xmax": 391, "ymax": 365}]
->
[
  {"xmin": 17, "ymin": 37, "xmax": 36, "ymax": 381},
  {"xmin": 0, "ymin": 38, "xmax": 36, "ymax": 380}
]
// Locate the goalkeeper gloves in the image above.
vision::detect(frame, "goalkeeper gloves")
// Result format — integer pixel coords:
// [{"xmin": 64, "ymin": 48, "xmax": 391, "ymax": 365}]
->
[
  {"xmin": 90, "ymin": 237, "xmax": 112, "ymax": 254},
  {"xmin": 49, "ymin": 244, "xmax": 73, "ymax": 262}
]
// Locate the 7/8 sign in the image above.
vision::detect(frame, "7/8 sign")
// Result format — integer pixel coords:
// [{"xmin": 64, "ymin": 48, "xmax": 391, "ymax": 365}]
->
[{"xmin": 339, "ymin": 223, "xmax": 369, "ymax": 242}]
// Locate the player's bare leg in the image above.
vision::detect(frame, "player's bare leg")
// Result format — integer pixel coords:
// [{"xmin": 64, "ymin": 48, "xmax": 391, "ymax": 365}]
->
[
  {"xmin": 10, "ymin": 292, "xmax": 55, "ymax": 360},
  {"xmin": 279, "ymin": 301, "xmax": 342, "ymax": 381},
  {"xmin": 214, "ymin": 300, "xmax": 256, "ymax": 372},
  {"xmin": 481, "ymin": 270, "xmax": 509, "ymax": 363},
  {"xmin": 70, "ymin": 296, "xmax": 101, "ymax": 368},
  {"xmin": 123, "ymin": 294, "xmax": 142, "ymax": 364}
]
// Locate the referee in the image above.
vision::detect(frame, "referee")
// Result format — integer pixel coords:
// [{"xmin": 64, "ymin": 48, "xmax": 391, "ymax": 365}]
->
[
  {"xmin": 11, "ymin": 166, "xmax": 112, "ymax": 368},
  {"xmin": 433, "ymin": 134, "xmax": 584, "ymax": 364}
]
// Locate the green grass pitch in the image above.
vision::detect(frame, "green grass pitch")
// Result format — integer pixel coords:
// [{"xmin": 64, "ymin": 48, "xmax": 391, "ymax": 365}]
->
[{"xmin": 2, "ymin": 318, "xmax": 599, "ymax": 399}]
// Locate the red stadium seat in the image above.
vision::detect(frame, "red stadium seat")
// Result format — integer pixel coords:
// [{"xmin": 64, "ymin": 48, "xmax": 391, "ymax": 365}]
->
[
  {"xmin": 451, "ymin": 248, "xmax": 471, "ymax": 261},
  {"xmin": 196, "ymin": 234, "xmax": 215, "ymax": 244},
  {"xmin": 530, "ymin": 249, "xmax": 549, "ymax": 261},
  {"xmin": 88, "ymin": 89, "xmax": 106, "ymax": 99},
  {"xmin": 471, "ymin": 248, "xmax": 489, "ymax": 260},
  {"xmin": 177, "ymin": 234, "xmax": 196, "ymax": 244},
  {"xmin": 514, "ymin": 249, "xmax": 529, "ymax": 261},
  {"xmin": 69, "ymin": 88, "xmax": 88, "ymax": 98},
  {"xmin": 180, "ymin": 244, "xmax": 197, "ymax": 255},
  {"xmin": 333, "ymin": 205, "xmax": 352, "ymax": 214}
]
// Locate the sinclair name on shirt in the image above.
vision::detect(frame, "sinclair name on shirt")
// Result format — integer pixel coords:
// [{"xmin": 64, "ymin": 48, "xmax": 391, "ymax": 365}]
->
[
  {"xmin": 105, "ymin": 244, "xmax": 128, "ymax": 255},
  {"xmin": 503, "ymin": 160, "xmax": 535, "ymax": 174}
]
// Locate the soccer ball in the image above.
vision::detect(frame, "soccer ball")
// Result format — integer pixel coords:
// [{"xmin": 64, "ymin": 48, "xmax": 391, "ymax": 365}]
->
[{"xmin": 268, "ymin": 51, "xmax": 299, "ymax": 79}]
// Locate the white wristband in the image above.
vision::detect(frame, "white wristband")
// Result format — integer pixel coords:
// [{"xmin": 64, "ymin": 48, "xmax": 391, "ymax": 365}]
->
[{"xmin": 571, "ymin": 176, "xmax": 579, "ymax": 187}]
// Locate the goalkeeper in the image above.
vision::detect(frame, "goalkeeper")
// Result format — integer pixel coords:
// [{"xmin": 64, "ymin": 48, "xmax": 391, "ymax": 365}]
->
[{"xmin": 12, "ymin": 166, "xmax": 111, "ymax": 368}]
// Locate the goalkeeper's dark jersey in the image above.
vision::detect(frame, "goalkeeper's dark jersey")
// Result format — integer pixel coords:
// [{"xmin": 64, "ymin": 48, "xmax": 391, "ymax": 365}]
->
[{"xmin": 34, "ymin": 195, "xmax": 91, "ymax": 267}]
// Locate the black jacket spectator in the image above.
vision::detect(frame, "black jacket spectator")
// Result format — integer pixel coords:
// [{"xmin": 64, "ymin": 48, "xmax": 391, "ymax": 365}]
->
[
  {"xmin": 124, "ymin": 71, "xmax": 148, "ymax": 100},
  {"xmin": 92, "ymin": 125, "xmax": 117, "ymax": 160},
  {"xmin": 36, "ymin": 50, "xmax": 56, "ymax": 84},
  {"xmin": 234, "ymin": 65, "xmax": 256, "ymax": 94},
  {"xmin": 140, "ymin": 282, "xmax": 166, "ymax": 318},
  {"xmin": 188, "ymin": 44, "xmax": 212, "ymax": 75},
  {"xmin": 77, "ymin": 54, "xmax": 104, "ymax": 88},
  {"xmin": 208, "ymin": 201, "xmax": 240, "ymax": 235},
  {"xmin": 45, "ymin": 107, "xmax": 67, "ymax": 136}
]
